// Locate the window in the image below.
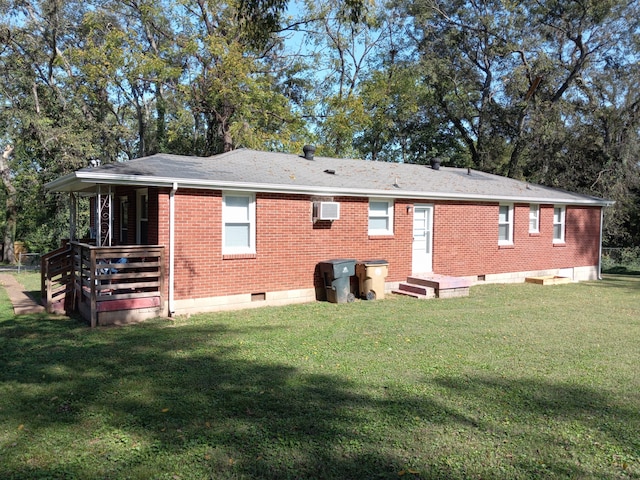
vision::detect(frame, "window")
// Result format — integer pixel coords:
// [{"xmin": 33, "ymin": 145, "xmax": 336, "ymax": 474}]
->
[
  {"xmin": 498, "ymin": 204, "xmax": 514, "ymax": 245},
  {"xmin": 553, "ymin": 206, "xmax": 565, "ymax": 243},
  {"xmin": 119, "ymin": 196, "xmax": 129, "ymax": 244},
  {"xmin": 529, "ymin": 204, "xmax": 539, "ymax": 233},
  {"xmin": 223, "ymin": 192, "xmax": 256, "ymax": 254},
  {"xmin": 368, "ymin": 199, "xmax": 394, "ymax": 235}
]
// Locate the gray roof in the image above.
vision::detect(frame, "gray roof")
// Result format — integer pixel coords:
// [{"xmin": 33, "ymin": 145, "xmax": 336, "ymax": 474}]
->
[{"xmin": 46, "ymin": 148, "xmax": 612, "ymax": 206}]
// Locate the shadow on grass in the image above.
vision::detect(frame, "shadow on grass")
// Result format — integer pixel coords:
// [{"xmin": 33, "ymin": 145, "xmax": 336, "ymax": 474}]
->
[
  {"xmin": 25, "ymin": 290, "xmax": 42, "ymax": 305},
  {"xmin": 432, "ymin": 375, "xmax": 639, "ymax": 453},
  {"xmin": 597, "ymin": 274, "xmax": 640, "ymax": 292},
  {"xmin": 602, "ymin": 266, "xmax": 640, "ymax": 276},
  {"xmin": 1, "ymin": 316, "xmax": 408, "ymax": 479},
  {"xmin": 1, "ymin": 315, "xmax": 638, "ymax": 479}
]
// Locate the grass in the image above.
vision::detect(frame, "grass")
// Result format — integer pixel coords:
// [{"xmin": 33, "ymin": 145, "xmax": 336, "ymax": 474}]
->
[
  {"xmin": 1, "ymin": 273, "xmax": 639, "ymax": 479},
  {"xmin": 11, "ymin": 270, "xmax": 42, "ymax": 304}
]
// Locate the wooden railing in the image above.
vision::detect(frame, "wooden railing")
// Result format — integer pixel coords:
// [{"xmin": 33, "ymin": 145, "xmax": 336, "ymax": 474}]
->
[
  {"xmin": 42, "ymin": 242, "xmax": 165, "ymax": 326},
  {"xmin": 73, "ymin": 243, "xmax": 165, "ymax": 327},
  {"xmin": 41, "ymin": 244, "xmax": 74, "ymax": 314}
]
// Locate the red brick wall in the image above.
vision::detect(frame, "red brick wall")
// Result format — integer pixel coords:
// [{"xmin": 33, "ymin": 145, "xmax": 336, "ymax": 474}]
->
[
  {"xmin": 154, "ymin": 190, "xmax": 601, "ymax": 301},
  {"xmin": 165, "ymin": 192, "xmax": 413, "ymax": 299},
  {"xmin": 432, "ymin": 203, "xmax": 601, "ymax": 277}
]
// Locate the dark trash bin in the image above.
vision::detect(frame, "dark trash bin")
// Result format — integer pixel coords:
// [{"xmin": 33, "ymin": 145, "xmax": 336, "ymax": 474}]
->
[{"xmin": 318, "ymin": 259, "xmax": 356, "ymax": 303}]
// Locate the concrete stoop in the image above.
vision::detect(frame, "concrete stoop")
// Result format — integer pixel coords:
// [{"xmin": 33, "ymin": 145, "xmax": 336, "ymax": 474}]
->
[{"xmin": 393, "ymin": 274, "xmax": 472, "ymax": 300}]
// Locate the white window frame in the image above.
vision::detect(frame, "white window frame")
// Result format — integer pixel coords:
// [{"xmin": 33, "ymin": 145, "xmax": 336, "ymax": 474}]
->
[
  {"xmin": 368, "ymin": 199, "xmax": 394, "ymax": 235},
  {"xmin": 222, "ymin": 192, "xmax": 256, "ymax": 254},
  {"xmin": 553, "ymin": 205, "xmax": 566, "ymax": 243},
  {"xmin": 498, "ymin": 204, "xmax": 514, "ymax": 245},
  {"xmin": 529, "ymin": 204, "xmax": 539, "ymax": 233}
]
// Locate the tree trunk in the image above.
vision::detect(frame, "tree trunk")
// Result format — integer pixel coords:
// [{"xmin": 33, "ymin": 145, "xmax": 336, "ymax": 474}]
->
[
  {"xmin": 215, "ymin": 104, "xmax": 235, "ymax": 153},
  {"xmin": 506, "ymin": 108, "xmax": 530, "ymax": 178},
  {"xmin": 1, "ymin": 146, "xmax": 17, "ymax": 264},
  {"xmin": 156, "ymin": 88, "xmax": 167, "ymax": 152},
  {"xmin": 222, "ymin": 123, "xmax": 233, "ymax": 153}
]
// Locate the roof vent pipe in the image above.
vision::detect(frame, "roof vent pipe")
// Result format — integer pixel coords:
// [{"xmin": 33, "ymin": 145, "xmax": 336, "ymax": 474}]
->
[
  {"xmin": 430, "ymin": 157, "xmax": 441, "ymax": 170},
  {"xmin": 303, "ymin": 145, "xmax": 316, "ymax": 160}
]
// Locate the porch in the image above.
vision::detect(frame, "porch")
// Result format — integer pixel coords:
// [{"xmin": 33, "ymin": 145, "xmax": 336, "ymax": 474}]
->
[{"xmin": 42, "ymin": 242, "xmax": 166, "ymax": 327}]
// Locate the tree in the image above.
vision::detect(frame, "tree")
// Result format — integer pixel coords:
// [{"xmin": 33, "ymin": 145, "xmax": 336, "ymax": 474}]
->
[
  {"xmin": 0, "ymin": 146, "xmax": 17, "ymax": 262},
  {"xmin": 0, "ymin": 0, "xmax": 97, "ymax": 260},
  {"xmin": 291, "ymin": 0, "xmax": 389, "ymax": 157},
  {"xmin": 0, "ymin": 0, "xmax": 313, "ymax": 257},
  {"xmin": 523, "ymin": 53, "xmax": 640, "ymax": 246},
  {"xmin": 171, "ymin": 0, "xmax": 307, "ymax": 155},
  {"xmin": 402, "ymin": 0, "xmax": 638, "ymax": 177}
]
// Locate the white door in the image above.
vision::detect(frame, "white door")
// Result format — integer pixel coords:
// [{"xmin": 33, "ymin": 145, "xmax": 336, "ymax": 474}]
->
[{"xmin": 412, "ymin": 205, "xmax": 433, "ymax": 274}]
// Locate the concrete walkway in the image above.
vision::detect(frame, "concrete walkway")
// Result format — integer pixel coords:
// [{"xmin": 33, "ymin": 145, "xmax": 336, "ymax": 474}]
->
[{"xmin": 0, "ymin": 273, "xmax": 46, "ymax": 315}]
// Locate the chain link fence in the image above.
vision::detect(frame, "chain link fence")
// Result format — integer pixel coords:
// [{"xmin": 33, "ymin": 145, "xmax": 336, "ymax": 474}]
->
[
  {"xmin": 18, "ymin": 252, "xmax": 42, "ymax": 273},
  {"xmin": 602, "ymin": 247, "xmax": 640, "ymax": 272}
]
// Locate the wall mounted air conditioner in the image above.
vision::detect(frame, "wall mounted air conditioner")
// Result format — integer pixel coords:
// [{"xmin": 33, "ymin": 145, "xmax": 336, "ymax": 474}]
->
[{"xmin": 314, "ymin": 201, "xmax": 340, "ymax": 221}]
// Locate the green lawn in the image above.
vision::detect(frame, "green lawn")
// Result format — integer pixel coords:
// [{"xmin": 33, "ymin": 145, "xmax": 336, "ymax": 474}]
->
[{"xmin": 1, "ymin": 274, "xmax": 639, "ymax": 479}]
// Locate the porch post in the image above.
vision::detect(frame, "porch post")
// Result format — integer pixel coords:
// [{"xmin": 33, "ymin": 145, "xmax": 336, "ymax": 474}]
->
[
  {"xmin": 96, "ymin": 187, "xmax": 101, "ymax": 246},
  {"xmin": 89, "ymin": 247, "xmax": 97, "ymax": 328},
  {"xmin": 69, "ymin": 192, "xmax": 77, "ymax": 241},
  {"xmin": 96, "ymin": 185, "xmax": 113, "ymax": 247}
]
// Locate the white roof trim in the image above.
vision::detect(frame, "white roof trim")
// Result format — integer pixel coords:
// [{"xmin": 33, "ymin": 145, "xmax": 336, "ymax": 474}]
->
[{"xmin": 46, "ymin": 171, "xmax": 615, "ymax": 207}]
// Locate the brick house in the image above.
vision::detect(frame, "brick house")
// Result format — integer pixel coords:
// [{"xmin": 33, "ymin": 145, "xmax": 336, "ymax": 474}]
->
[{"xmin": 44, "ymin": 148, "xmax": 612, "ymax": 322}]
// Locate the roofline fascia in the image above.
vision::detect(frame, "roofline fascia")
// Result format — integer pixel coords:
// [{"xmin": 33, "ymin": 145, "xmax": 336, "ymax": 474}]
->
[
  {"xmin": 44, "ymin": 172, "xmax": 79, "ymax": 191},
  {"xmin": 46, "ymin": 171, "xmax": 615, "ymax": 207}
]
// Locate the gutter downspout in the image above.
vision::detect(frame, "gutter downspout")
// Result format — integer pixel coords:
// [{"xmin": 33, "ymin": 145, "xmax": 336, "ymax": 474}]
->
[
  {"xmin": 169, "ymin": 182, "xmax": 178, "ymax": 316},
  {"xmin": 598, "ymin": 206, "xmax": 604, "ymax": 280}
]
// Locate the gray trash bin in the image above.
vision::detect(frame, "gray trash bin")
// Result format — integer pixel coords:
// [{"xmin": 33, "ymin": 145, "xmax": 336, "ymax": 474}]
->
[{"xmin": 318, "ymin": 259, "xmax": 356, "ymax": 303}]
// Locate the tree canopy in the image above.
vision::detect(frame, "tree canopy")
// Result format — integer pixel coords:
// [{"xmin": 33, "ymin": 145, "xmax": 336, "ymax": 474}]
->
[{"xmin": 1, "ymin": 0, "xmax": 639, "ymax": 260}]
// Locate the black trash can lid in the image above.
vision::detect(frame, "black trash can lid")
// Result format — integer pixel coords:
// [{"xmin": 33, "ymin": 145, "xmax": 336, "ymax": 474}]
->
[
  {"xmin": 358, "ymin": 259, "xmax": 388, "ymax": 265},
  {"xmin": 321, "ymin": 258, "xmax": 356, "ymax": 265}
]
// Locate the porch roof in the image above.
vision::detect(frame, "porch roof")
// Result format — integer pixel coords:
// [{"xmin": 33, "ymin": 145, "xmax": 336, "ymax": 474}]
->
[{"xmin": 45, "ymin": 149, "xmax": 613, "ymax": 206}]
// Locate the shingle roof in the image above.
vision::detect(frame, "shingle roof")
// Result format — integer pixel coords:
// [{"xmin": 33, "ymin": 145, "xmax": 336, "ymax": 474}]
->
[{"xmin": 46, "ymin": 148, "xmax": 612, "ymax": 206}]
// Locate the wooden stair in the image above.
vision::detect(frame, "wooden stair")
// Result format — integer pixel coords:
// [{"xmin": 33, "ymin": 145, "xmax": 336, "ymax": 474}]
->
[
  {"xmin": 393, "ymin": 280, "xmax": 436, "ymax": 299},
  {"xmin": 41, "ymin": 244, "xmax": 75, "ymax": 314},
  {"xmin": 393, "ymin": 274, "xmax": 472, "ymax": 299}
]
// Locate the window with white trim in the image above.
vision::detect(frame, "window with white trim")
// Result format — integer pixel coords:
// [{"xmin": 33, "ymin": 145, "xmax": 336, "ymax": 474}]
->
[
  {"xmin": 498, "ymin": 204, "xmax": 514, "ymax": 245},
  {"xmin": 529, "ymin": 204, "xmax": 539, "ymax": 233},
  {"xmin": 368, "ymin": 199, "xmax": 394, "ymax": 235},
  {"xmin": 223, "ymin": 192, "xmax": 256, "ymax": 254},
  {"xmin": 553, "ymin": 206, "xmax": 565, "ymax": 243}
]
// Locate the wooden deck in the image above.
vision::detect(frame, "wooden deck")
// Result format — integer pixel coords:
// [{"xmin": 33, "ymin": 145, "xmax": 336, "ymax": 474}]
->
[
  {"xmin": 42, "ymin": 242, "xmax": 166, "ymax": 326},
  {"xmin": 394, "ymin": 273, "xmax": 473, "ymax": 299}
]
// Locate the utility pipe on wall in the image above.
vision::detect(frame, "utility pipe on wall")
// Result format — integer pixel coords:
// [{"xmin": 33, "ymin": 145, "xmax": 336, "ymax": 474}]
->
[{"xmin": 169, "ymin": 182, "xmax": 178, "ymax": 316}]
